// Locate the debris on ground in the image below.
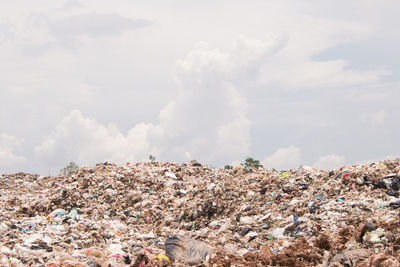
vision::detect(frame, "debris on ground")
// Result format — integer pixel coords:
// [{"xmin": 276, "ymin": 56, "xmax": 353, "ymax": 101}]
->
[{"xmin": 1, "ymin": 159, "xmax": 400, "ymax": 266}]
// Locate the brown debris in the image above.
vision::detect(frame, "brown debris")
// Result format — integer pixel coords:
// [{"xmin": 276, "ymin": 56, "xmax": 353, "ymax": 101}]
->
[
  {"xmin": 368, "ymin": 253, "xmax": 400, "ymax": 267},
  {"xmin": 1, "ymin": 160, "xmax": 400, "ymax": 266}
]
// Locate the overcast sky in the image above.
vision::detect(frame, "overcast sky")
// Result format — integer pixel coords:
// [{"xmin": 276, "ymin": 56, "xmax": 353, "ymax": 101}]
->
[{"xmin": 1, "ymin": 0, "xmax": 399, "ymax": 175}]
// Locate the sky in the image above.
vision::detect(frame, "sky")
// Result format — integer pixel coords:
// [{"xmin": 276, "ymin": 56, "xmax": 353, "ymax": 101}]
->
[{"xmin": 1, "ymin": 0, "xmax": 399, "ymax": 175}]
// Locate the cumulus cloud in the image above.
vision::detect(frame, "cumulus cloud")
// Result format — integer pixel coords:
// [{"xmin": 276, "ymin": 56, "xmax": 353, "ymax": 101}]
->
[
  {"xmin": 256, "ymin": 15, "xmax": 390, "ymax": 90},
  {"xmin": 35, "ymin": 109, "xmax": 163, "ymax": 166},
  {"xmin": 5, "ymin": 7, "xmax": 152, "ymax": 56},
  {"xmin": 157, "ymin": 36, "xmax": 286, "ymax": 163},
  {"xmin": 2, "ymin": 1, "xmax": 399, "ymax": 175},
  {"xmin": 0, "ymin": 133, "xmax": 26, "ymax": 166},
  {"xmin": 262, "ymin": 146, "xmax": 301, "ymax": 170},
  {"xmin": 370, "ymin": 110, "xmax": 387, "ymax": 125},
  {"xmin": 35, "ymin": 37, "xmax": 281, "ymax": 169},
  {"xmin": 313, "ymin": 154, "xmax": 345, "ymax": 170}
]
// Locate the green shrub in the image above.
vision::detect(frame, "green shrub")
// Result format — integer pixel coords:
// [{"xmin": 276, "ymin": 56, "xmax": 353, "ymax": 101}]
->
[{"xmin": 244, "ymin": 157, "xmax": 263, "ymax": 169}]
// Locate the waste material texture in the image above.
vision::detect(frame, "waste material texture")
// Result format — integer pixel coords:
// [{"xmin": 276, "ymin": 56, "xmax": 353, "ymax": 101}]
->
[{"xmin": 1, "ymin": 160, "xmax": 400, "ymax": 266}]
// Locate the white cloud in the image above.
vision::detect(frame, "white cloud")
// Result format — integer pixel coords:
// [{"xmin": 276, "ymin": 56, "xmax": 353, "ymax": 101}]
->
[
  {"xmin": 0, "ymin": 133, "xmax": 26, "ymax": 166},
  {"xmin": 1, "ymin": 8, "xmax": 152, "ymax": 57},
  {"xmin": 370, "ymin": 110, "xmax": 387, "ymax": 125},
  {"xmin": 156, "ymin": 37, "xmax": 284, "ymax": 163},
  {"xmin": 1, "ymin": 1, "xmax": 400, "ymax": 174},
  {"xmin": 47, "ymin": 13, "xmax": 152, "ymax": 39},
  {"xmin": 35, "ymin": 109, "xmax": 162, "ymax": 166},
  {"xmin": 254, "ymin": 13, "xmax": 391, "ymax": 90},
  {"xmin": 262, "ymin": 146, "xmax": 301, "ymax": 170},
  {"xmin": 0, "ymin": 133, "xmax": 23, "ymax": 148},
  {"xmin": 0, "ymin": 148, "xmax": 25, "ymax": 167},
  {"xmin": 35, "ymin": 37, "xmax": 280, "ymax": 169},
  {"xmin": 313, "ymin": 154, "xmax": 345, "ymax": 170}
]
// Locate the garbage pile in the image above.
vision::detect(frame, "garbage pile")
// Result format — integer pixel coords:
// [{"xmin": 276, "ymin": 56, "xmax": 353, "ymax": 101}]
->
[{"xmin": 1, "ymin": 159, "xmax": 400, "ymax": 266}]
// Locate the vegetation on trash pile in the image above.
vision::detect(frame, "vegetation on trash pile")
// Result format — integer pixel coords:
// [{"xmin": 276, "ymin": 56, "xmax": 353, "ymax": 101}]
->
[
  {"xmin": 60, "ymin": 161, "xmax": 79, "ymax": 175},
  {"xmin": 244, "ymin": 157, "xmax": 263, "ymax": 169},
  {"xmin": 149, "ymin": 154, "xmax": 156, "ymax": 162}
]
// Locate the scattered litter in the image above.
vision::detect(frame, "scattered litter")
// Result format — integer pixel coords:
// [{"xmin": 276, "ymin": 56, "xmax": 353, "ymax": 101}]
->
[{"xmin": 1, "ymin": 159, "xmax": 400, "ymax": 266}]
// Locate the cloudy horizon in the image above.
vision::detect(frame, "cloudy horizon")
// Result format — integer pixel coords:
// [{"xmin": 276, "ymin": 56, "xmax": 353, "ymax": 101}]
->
[{"xmin": 1, "ymin": 0, "xmax": 399, "ymax": 175}]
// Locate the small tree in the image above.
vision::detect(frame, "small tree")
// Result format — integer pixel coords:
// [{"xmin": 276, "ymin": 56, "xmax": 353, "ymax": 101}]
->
[
  {"xmin": 224, "ymin": 165, "xmax": 233, "ymax": 170},
  {"xmin": 60, "ymin": 162, "xmax": 79, "ymax": 175},
  {"xmin": 149, "ymin": 154, "xmax": 156, "ymax": 162},
  {"xmin": 244, "ymin": 157, "xmax": 263, "ymax": 169}
]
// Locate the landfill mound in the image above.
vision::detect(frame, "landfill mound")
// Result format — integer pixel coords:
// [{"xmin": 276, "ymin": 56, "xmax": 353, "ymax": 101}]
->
[{"xmin": 1, "ymin": 160, "xmax": 400, "ymax": 266}]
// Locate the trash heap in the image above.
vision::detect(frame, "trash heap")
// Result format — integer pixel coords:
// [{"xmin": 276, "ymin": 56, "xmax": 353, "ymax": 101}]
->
[{"xmin": 1, "ymin": 159, "xmax": 400, "ymax": 266}]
